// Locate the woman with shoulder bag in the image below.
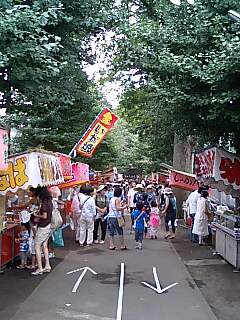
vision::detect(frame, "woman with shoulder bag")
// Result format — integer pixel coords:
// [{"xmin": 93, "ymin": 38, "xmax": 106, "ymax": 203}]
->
[
  {"xmin": 192, "ymin": 190, "xmax": 210, "ymax": 246},
  {"xmin": 108, "ymin": 187, "xmax": 128, "ymax": 250}
]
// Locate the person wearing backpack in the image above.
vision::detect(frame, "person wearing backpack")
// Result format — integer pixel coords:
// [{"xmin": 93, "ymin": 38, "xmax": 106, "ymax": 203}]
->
[
  {"xmin": 149, "ymin": 200, "xmax": 160, "ymax": 239},
  {"xmin": 79, "ymin": 185, "xmax": 96, "ymax": 247},
  {"xmin": 162, "ymin": 188, "xmax": 177, "ymax": 239}
]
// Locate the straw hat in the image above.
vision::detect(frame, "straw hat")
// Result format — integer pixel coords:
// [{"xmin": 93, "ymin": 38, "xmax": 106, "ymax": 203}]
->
[
  {"xmin": 97, "ymin": 185, "xmax": 105, "ymax": 192},
  {"xmin": 164, "ymin": 187, "xmax": 173, "ymax": 195},
  {"xmin": 135, "ymin": 184, "xmax": 144, "ymax": 190}
]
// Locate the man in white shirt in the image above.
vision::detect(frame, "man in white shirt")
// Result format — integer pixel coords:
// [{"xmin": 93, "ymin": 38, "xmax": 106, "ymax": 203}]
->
[
  {"xmin": 79, "ymin": 186, "xmax": 96, "ymax": 246},
  {"xmin": 186, "ymin": 188, "xmax": 202, "ymax": 242}
]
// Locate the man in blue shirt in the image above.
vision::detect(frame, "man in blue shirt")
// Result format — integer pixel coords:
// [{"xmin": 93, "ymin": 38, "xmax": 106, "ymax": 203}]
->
[{"xmin": 132, "ymin": 203, "xmax": 147, "ymax": 249}]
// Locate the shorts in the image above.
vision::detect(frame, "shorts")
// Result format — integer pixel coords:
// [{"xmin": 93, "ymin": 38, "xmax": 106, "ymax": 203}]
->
[
  {"xmin": 135, "ymin": 229, "xmax": 144, "ymax": 242},
  {"xmin": 108, "ymin": 217, "xmax": 123, "ymax": 237},
  {"xmin": 35, "ymin": 224, "xmax": 52, "ymax": 245}
]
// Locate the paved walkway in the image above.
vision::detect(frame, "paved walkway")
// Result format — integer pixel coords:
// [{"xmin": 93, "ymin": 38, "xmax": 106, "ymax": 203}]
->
[{"xmin": 7, "ymin": 231, "xmax": 217, "ymax": 320}]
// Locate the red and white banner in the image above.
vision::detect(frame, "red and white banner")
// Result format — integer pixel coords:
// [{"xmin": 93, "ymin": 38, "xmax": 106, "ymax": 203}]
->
[
  {"xmin": 56, "ymin": 153, "xmax": 72, "ymax": 181},
  {"xmin": 58, "ymin": 162, "xmax": 89, "ymax": 189},
  {"xmin": 74, "ymin": 108, "xmax": 119, "ymax": 158},
  {"xmin": 195, "ymin": 147, "xmax": 240, "ymax": 198},
  {"xmin": 169, "ymin": 169, "xmax": 198, "ymax": 191},
  {"xmin": 0, "ymin": 127, "xmax": 9, "ymax": 173}
]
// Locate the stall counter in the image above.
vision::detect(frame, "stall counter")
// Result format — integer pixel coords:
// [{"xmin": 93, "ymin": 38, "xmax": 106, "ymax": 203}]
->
[{"xmin": 0, "ymin": 223, "xmax": 20, "ymax": 268}]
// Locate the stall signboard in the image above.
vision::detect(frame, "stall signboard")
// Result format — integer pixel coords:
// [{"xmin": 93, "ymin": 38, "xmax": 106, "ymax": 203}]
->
[
  {"xmin": 0, "ymin": 127, "xmax": 9, "ymax": 173},
  {"xmin": 58, "ymin": 162, "xmax": 89, "ymax": 189},
  {"xmin": 0, "ymin": 151, "xmax": 64, "ymax": 194},
  {"xmin": 56, "ymin": 153, "xmax": 72, "ymax": 181},
  {"xmin": 195, "ymin": 147, "xmax": 240, "ymax": 198},
  {"xmin": 75, "ymin": 108, "xmax": 119, "ymax": 158},
  {"xmin": 169, "ymin": 169, "xmax": 198, "ymax": 192},
  {"xmin": 0, "ymin": 195, "xmax": 5, "ymax": 233}
]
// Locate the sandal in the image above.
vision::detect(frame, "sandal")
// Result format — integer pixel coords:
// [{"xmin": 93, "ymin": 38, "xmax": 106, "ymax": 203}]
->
[
  {"xmin": 42, "ymin": 267, "xmax": 51, "ymax": 273},
  {"xmin": 32, "ymin": 269, "xmax": 43, "ymax": 276},
  {"xmin": 27, "ymin": 265, "xmax": 36, "ymax": 270}
]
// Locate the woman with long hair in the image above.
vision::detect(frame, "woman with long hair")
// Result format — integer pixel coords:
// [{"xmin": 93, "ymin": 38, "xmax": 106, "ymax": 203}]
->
[{"xmin": 32, "ymin": 188, "xmax": 53, "ymax": 275}]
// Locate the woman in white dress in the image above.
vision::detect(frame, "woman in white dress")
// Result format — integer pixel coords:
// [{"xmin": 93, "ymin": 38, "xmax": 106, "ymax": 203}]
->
[{"xmin": 192, "ymin": 190, "xmax": 210, "ymax": 246}]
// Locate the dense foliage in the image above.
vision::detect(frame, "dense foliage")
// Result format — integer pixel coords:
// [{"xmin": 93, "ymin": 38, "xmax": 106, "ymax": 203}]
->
[
  {"xmin": 0, "ymin": 0, "xmax": 115, "ymax": 160},
  {"xmin": 110, "ymin": 0, "xmax": 240, "ymax": 167},
  {"xmin": 1, "ymin": 0, "xmax": 240, "ymax": 173}
]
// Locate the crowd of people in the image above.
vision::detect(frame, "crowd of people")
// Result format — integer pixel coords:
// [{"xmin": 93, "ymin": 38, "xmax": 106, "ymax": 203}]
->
[
  {"xmin": 70, "ymin": 181, "xmax": 177, "ymax": 251},
  {"xmin": 11, "ymin": 179, "xmax": 214, "ymax": 276}
]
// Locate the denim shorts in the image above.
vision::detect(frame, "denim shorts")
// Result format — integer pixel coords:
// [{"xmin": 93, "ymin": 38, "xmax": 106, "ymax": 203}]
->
[
  {"xmin": 108, "ymin": 217, "xmax": 123, "ymax": 237},
  {"xmin": 135, "ymin": 229, "xmax": 144, "ymax": 242}
]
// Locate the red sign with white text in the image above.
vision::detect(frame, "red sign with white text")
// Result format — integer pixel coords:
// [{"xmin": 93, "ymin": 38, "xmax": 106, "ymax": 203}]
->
[
  {"xmin": 169, "ymin": 170, "xmax": 198, "ymax": 191},
  {"xmin": 75, "ymin": 108, "xmax": 119, "ymax": 158}
]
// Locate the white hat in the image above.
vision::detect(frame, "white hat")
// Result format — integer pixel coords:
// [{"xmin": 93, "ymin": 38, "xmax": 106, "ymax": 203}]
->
[
  {"xmin": 146, "ymin": 184, "xmax": 153, "ymax": 189},
  {"xmin": 97, "ymin": 185, "xmax": 105, "ymax": 192},
  {"xmin": 164, "ymin": 187, "xmax": 173, "ymax": 195},
  {"xmin": 135, "ymin": 184, "xmax": 144, "ymax": 190}
]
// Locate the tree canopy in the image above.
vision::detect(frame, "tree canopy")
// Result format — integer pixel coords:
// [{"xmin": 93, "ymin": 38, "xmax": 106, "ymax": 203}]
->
[
  {"xmin": 1, "ymin": 0, "xmax": 240, "ymax": 174},
  {"xmin": 109, "ymin": 0, "xmax": 240, "ymax": 167}
]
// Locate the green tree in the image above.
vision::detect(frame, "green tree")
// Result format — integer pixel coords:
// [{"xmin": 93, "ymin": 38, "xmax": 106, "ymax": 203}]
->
[{"xmin": 110, "ymin": 0, "xmax": 240, "ymax": 159}]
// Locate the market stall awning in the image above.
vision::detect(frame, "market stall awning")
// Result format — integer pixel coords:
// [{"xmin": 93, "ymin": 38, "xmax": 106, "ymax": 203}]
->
[
  {"xmin": 195, "ymin": 147, "xmax": 240, "ymax": 198},
  {"xmin": 58, "ymin": 162, "xmax": 89, "ymax": 189},
  {"xmin": 169, "ymin": 169, "xmax": 198, "ymax": 191},
  {"xmin": 0, "ymin": 150, "xmax": 64, "ymax": 194}
]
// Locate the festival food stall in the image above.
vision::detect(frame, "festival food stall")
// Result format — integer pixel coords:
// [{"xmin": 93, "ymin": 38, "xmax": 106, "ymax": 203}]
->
[
  {"xmin": 195, "ymin": 147, "xmax": 240, "ymax": 270},
  {"xmin": 58, "ymin": 162, "xmax": 90, "ymax": 215},
  {"xmin": 0, "ymin": 149, "xmax": 64, "ymax": 268}
]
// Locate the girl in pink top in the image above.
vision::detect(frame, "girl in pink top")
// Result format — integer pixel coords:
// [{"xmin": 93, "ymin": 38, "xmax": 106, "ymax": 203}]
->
[{"xmin": 150, "ymin": 201, "xmax": 160, "ymax": 239}]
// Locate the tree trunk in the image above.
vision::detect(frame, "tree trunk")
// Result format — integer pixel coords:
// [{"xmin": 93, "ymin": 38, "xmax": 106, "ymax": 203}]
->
[{"xmin": 172, "ymin": 134, "xmax": 195, "ymax": 218}]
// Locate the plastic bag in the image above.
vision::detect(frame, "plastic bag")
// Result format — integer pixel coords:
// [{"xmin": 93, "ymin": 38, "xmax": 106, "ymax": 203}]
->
[
  {"xmin": 52, "ymin": 228, "xmax": 64, "ymax": 247},
  {"xmin": 51, "ymin": 208, "xmax": 63, "ymax": 230}
]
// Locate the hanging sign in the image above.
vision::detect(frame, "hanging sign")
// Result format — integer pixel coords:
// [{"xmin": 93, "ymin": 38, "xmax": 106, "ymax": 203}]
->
[
  {"xmin": 75, "ymin": 108, "xmax": 119, "ymax": 158},
  {"xmin": 0, "ymin": 151, "xmax": 64, "ymax": 194},
  {"xmin": 56, "ymin": 153, "xmax": 72, "ymax": 181},
  {"xmin": 58, "ymin": 162, "xmax": 89, "ymax": 189},
  {"xmin": 0, "ymin": 127, "xmax": 9, "ymax": 174},
  {"xmin": 169, "ymin": 170, "xmax": 198, "ymax": 191}
]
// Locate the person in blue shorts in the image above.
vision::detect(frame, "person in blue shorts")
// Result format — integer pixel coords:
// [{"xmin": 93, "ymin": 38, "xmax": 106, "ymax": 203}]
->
[{"xmin": 132, "ymin": 202, "xmax": 147, "ymax": 250}]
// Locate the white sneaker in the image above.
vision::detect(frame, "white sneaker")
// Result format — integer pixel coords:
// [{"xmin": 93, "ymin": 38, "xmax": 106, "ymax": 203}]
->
[
  {"xmin": 99, "ymin": 240, "xmax": 105, "ymax": 244},
  {"xmin": 94, "ymin": 240, "xmax": 99, "ymax": 244}
]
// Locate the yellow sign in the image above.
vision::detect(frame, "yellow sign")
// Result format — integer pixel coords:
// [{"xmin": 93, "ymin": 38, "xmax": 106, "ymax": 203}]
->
[{"xmin": 0, "ymin": 157, "xmax": 29, "ymax": 192}]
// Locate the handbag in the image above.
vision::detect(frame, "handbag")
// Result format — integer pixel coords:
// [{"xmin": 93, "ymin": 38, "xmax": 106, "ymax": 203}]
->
[
  {"xmin": 205, "ymin": 203, "xmax": 214, "ymax": 222},
  {"xmin": 110, "ymin": 198, "xmax": 125, "ymax": 227},
  {"xmin": 53, "ymin": 228, "xmax": 64, "ymax": 247},
  {"xmin": 117, "ymin": 216, "xmax": 125, "ymax": 228}
]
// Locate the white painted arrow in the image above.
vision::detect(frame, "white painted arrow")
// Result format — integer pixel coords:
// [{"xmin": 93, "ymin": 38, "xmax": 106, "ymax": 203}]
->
[
  {"xmin": 142, "ymin": 267, "xmax": 178, "ymax": 294},
  {"xmin": 67, "ymin": 267, "xmax": 98, "ymax": 293}
]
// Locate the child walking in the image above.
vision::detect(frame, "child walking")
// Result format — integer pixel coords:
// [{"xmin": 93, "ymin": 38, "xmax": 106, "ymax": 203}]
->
[
  {"xmin": 132, "ymin": 203, "xmax": 147, "ymax": 249},
  {"xmin": 149, "ymin": 201, "xmax": 160, "ymax": 239}
]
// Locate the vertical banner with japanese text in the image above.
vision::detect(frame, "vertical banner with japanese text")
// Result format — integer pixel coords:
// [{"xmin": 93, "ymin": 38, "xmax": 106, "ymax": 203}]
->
[
  {"xmin": 75, "ymin": 107, "xmax": 119, "ymax": 158},
  {"xmin": 0, "ymin": 127, "xmax": 9, "ymax": 173}
]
